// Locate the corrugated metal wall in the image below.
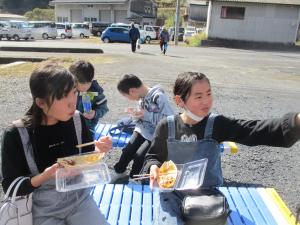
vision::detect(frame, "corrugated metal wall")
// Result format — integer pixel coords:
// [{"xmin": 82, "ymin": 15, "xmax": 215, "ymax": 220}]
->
[
  {"xmin": 56, "ymin": 4, "xmax": 129, "ymax": 23},
  {"xmin": 208, "ymin": 1, "xmax": 300, "ymax": 44},
  {"xmin": 189, "ymin": 4, "xmax": 208, "ymax": 21}
]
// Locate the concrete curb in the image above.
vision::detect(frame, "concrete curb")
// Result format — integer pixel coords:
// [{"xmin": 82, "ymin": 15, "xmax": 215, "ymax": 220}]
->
[
  {"xmin": 201, "ymin": 39, "xmax": 300, "ymax": 52},
  {"xmin": 0, "ymin": 46, "xmax": 104, "ymax": 53},
  {"xmin": 0, "ymin": 57, "xmax": 45, "ymax": 64}
]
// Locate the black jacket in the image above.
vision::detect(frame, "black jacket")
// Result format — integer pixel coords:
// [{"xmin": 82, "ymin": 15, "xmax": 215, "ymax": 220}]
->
[
  {"xmin": 142, "ymin": 112, "xmax": 300, "ymax": 174},
  {"xmin": 1, "ymin": 114, "xmax": 94, "ymax": 195},
  {"xmin": 129, "ymin": 26, "xmax": 140, "ymax": 41}
]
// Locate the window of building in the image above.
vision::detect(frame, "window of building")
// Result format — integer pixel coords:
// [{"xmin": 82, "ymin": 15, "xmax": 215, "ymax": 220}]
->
[
  {"xmin": 221, "ymin": 6, "xmax": 245, "ymax": 19},
  {"xmin": 144, "ymin": 6, "xmax": 151, "ymax": 14},
  {"xmin": 57, "ymin": 17, "xmax": 69, "ymax": 22},
  {"xmin": 84, "ymin": 17, "xmax": 97, "ymax": 22},
  {"xmin": 87, "ymin": 5, "xmax": 93, "ymax": 8}
]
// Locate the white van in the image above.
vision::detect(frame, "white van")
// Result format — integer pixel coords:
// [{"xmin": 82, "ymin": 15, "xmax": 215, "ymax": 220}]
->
[
  {"xmin": 71, "ymin": 23, "xmax": 90, "ymax": 38},
  {"xmin": 6, "ymin": 21, "xmax": 31, "ymax": 41},
  {"xmin": 0, "ymin": 21, "xmax": 10, "ymax": 40},
  {"xmin": 143, "ymin": 25, "xmax": 156, "ymax": 43},
  {"xmin": 28, "ymin": 21, "xmax": 57, "ymax": 40},
  {"xmin": 183, "ymin": 26, "xmax": 196, "ymax": 42},
  {"xmin": 56, "ymin": 23, "xmax": 72, "ymax": 39}
]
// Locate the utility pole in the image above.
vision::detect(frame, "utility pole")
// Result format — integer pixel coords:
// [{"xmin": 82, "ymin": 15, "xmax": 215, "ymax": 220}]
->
[{"xmin": 174, "ymin": 0, "xmax": 180, "ymax": 45}]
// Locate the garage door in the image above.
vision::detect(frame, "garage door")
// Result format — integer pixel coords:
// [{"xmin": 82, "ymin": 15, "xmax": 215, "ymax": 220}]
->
[
  {"xmin": 114, "ymin": 10, "xmax": 128, "ymax": 23},
  {"xmin": 71, "ymin": 9, "xmax": 82, "ymax": 22},
  {"xmin": 99, "ymin": 10, "xmax": 111, "ymax": 23}
]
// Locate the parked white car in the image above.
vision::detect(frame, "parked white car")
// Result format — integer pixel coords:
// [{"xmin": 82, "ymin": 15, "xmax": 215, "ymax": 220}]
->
[
  {"xmin": 183, "ymin": 26, "xmax": 197, "ymax": 42},
  {"xmin": 140, "ymin": 25, "xmax": 156, "ymax": 43},
  {"xmin": 5, "ymin": 20, "xmax": 31, "ymax": 41},
  {"xmin": 28, "ymin": 21, "xmax": 57, "ymax": 40},
  {"xmin": 71, "ymin": 23, "xmax": 91, "ymax": 38},
  {"xmin": 56, "ymin": 23, "xmax": 72, "ymax": 39},
  {"xmin": 0, "ymin": 21, "xmax": 10, "ymax": 40}
]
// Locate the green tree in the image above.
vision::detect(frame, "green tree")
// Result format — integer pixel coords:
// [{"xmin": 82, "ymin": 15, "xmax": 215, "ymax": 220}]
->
[
  {"xmin": 24, "ymin": 8, "xmax": 55, "ymax": 21},
  {"xmin": 164, "ymin": 14, "xmax": 183, "ymax": 28},
  {"xmin": 3, "ymin": 0, "xmax": 50, "ymax": 14}
]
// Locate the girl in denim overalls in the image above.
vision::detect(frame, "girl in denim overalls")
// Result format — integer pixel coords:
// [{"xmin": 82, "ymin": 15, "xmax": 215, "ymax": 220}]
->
[
  {"xmin": 141, "ymin": 72, "xmax": 300, "ymax": 225},
  {"xmin": 1, "ymin": 63, "xmax": 112, "ymax": 225}
]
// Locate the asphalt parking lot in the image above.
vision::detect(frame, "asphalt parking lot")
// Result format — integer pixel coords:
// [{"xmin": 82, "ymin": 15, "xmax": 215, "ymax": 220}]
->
[{"xmin": 0, "ymin": 39, "xmax": 299, "ymax": 214}]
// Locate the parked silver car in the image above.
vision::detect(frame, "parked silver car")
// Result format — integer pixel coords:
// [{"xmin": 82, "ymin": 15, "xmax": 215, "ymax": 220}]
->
[
  {"xmin": 4, "ymin": 21, "xmax": 31, "ymax": 41},
  {"xmin": 56, "ymin": 23, "xmax": 72, "ymax": 39},
  {"xmin": 28, "ymin": 21, "xmax": 57, "ymax": 40},
  {"xmin": 0, "ymin": 21, "xmax": 10, "ymax": 40},
  {"xmin": 71, "ymin": 23, "xmax": 90, "ymax": 38}
]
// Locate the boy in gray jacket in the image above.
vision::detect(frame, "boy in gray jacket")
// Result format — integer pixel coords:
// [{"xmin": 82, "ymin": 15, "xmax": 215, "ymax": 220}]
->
[{"xmin": 111, "ymin": 74, "xmax": 174, "ymax": 182}]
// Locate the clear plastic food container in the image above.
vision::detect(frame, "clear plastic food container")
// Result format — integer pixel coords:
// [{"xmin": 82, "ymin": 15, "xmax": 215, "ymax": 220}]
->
[
  {"xmin": 56, "ymin": 162, "xmax": 111, "ymax": 192},
  {"xmin": 158, "ymin": 158, "xmax": 208, "ymax": 192}
]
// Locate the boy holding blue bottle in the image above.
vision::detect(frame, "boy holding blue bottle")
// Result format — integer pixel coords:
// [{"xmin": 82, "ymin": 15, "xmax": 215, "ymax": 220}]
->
[{"xmin": 69, "ymin": 60, "xmax": 109, "ymax": 133}]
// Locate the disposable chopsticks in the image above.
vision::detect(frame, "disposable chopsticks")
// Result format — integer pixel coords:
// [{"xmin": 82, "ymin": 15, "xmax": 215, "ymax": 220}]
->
[
  {"xmin": 76, "ymin": 141, "xmax": 96, "ymax": 148},
  {"xmin": 131, "ymin": 172, "xmax": 177, "ymax": 181}
]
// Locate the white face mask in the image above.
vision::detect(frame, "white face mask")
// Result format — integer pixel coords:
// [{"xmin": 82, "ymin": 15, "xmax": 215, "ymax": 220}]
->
[{"xmin": 184, "ymin": 107, "xmax": 203, "ymax": 122}]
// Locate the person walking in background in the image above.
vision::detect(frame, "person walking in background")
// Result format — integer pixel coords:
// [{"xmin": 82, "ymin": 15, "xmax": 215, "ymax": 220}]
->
[
  {"xmin": 129, "ymin": 22, "xmax": 140, "ymax": 53},
  {"xmin": 69, "ymin": 60, "xmax": 109, "ymax": 134},
  {"xmin": 159, "ymin": 27, "xmax": 170, "ymax": 55},
  {"xmin": 110, "ymin": 74, "xmax": 174, "ymax": 182}
]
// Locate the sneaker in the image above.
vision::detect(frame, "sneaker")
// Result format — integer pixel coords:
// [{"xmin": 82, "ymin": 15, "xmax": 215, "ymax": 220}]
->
[{"xmin": 110, "ymin": 170, "xmax": 127, "ymax": 183}]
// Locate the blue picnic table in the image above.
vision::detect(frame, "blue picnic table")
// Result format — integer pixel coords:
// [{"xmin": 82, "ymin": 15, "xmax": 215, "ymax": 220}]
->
[
  {"xmin": 91, "ymin": 184, "xmax": 298, "ymax": 225},
  {"xmin": 93, "ymin": 123, "xmax": 298, "ymax": 225}
]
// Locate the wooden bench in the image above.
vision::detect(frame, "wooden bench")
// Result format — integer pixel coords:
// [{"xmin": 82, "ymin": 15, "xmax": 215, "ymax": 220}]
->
[{"xmin": 91, "ymin": 184, "xmax": 299, "ymax": 225}]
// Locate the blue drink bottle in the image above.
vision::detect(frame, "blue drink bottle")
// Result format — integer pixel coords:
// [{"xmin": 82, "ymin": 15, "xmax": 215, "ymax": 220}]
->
[
  {"xmin": 82, "ymin": 93, "xmax": 92, "ymax": 113},
  {"xmin": 219, "ymin": 142, "xmax": 238, "ymax": 154}
]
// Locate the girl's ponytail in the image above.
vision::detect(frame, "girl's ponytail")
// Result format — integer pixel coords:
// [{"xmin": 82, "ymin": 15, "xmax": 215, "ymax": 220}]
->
[{"xmin": 22, "ymin": 102, "xmax": 43, "ymax": 128}]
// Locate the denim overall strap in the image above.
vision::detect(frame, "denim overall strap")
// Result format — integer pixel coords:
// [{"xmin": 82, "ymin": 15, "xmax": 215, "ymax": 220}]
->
[
  {"xmin": 73, "ymin": 110, "xmax": 82, "ymax": 154},
  {"xmin": 167, "ymin": 115, "xmax": 175, "ymax": 141},
  {"xmin": 204, "ymin": 113, "xmax": 218, "ymax": 139},
  {"xmin": 17, "ymin": 127, "xmax": 40, "ymax": 175}
]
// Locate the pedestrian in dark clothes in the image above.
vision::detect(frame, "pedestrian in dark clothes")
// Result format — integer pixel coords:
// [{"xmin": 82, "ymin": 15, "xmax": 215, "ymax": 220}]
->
[
  {"xmin": 129, "ymin": 22, "xmax": 140, "ymax": 53},
  {"xmin": 159, "ymin": 27, "xmax": 170, "ymax": 55}
]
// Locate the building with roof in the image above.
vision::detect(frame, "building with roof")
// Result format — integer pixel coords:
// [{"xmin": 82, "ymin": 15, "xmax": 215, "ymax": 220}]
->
[
  {"xmin": 0, "ymin": 0, "xmax": 3, "ymax": 12},
  {"xmin": 49, "ymin": 0, "xmax": 157, "ymax": 25},
  {"xmin": 0, "ymin": 13, "xmax": 27, "ymax": 21},
  {"xmin": 187, "ymin": 0, "xmax": 208, "ymax": 23},
  {"xmin": 206, "ymin": 0, "xmax": 300, "ymax": 44}
]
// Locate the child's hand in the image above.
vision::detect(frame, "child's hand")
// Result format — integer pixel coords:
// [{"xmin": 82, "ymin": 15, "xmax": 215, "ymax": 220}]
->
[
  {"xmin": 31, "ymin": 163, "xmax": 59, "ymax": 187},
  {"xmin": 149, "ymin": 165, "xmax": 159, "ymax": 189},
  {"xmin": 43, "ymin": 163, "xmax": 59, "ymax": 180},
  {"xmin": 131, "ymin": 109, "xmax": 144, "ymax": 119},
  {"xmin": 83, "ymin": 110, "xmax": 95, "ymax": 120},
  {"xmin": 95, "ymin": 136, "xmax": 112, "ymax": 153}
]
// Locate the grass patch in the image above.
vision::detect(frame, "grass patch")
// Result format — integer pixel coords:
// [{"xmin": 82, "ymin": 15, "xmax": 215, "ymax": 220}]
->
[
  {"xmin": 0, "ymin": 55, "xmax": 116, "ymax": 77},
  {"xmin": 80, "ymin": 36, "xmax": 102, "ymax": 44},
  {"xmin": 186, "ymin": 32, "xmax": 207, "ymax": 47},
  {"xmin": 296, "ymin": 41, "xmax": 300, "ymax": 46}
]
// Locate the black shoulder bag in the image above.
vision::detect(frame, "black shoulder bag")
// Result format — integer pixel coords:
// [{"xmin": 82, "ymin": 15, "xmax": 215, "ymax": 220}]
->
[{"xmin": 181, "ymin": 188, "xmax": 230, "ymax": 225}]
